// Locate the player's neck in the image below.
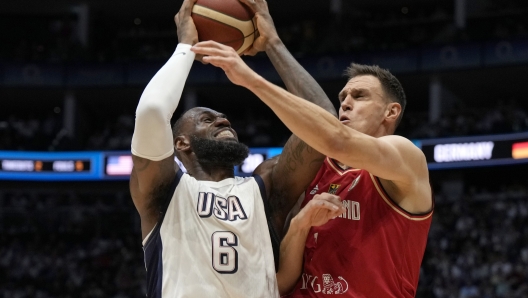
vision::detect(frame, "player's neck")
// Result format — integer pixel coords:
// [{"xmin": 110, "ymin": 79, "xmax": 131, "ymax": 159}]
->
[{"xmin": 190, "ymin": 164, "xmax": 235, "ymax": 181}]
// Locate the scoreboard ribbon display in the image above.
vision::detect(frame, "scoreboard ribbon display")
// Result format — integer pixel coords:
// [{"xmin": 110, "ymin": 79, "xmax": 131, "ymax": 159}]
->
[
  {"xmin": 1, "ymin": 160, "xmax": 91, "ymax": 172},
  {"xmin": 1, "ymin": 132, "xmax": 528, "ymax": 180},
  {"xmin": 0, "ymin": 151, "xmax": 101, "ymax": 181},
  {"xmin": 416, "ymin": 131, "xmax": 528, "ymax": 169}
]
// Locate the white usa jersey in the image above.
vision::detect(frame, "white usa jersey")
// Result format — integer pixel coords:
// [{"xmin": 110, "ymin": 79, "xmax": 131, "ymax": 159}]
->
[{"xmin": 143, "ymin": 170, "xmax": 280, "ymax": 298}]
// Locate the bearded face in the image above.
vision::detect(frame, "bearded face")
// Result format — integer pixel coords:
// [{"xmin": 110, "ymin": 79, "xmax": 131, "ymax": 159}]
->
[{"xmin": 189, "ymin": 135, "xmax": 249, "ymax": 168}]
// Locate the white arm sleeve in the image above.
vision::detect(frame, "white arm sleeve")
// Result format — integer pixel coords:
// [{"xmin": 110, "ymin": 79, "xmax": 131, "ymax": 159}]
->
[{"xmin": 131, "ymin": 43, "xmax": 195, "ymax": 161}]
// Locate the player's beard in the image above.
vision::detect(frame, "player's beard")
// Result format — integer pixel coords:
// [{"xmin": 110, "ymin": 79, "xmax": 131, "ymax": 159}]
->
[{"xmin": 190, "ymin": 135, "xmax": 249, "ymax": 168}]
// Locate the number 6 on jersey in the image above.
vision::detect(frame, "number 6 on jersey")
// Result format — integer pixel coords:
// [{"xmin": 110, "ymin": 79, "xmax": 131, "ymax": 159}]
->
[{"xmin": 212, "ymin": 231, "xmax": 239, "ymax": 274}]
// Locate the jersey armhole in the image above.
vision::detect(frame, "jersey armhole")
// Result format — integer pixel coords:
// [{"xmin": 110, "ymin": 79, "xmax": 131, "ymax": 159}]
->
[
  {"xmin": 253, "ymin": 174, "xmax": 281, "ymax": 271},
  {"xmin": 371, "ymin": 174, "xmax": 434, "ymax": 220}
]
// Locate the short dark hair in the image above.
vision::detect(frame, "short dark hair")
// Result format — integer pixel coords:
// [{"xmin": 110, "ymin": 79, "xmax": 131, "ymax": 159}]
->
[
  {"xmin": 172, "ymin": 116, "xmax": 186, "ymax": 138},
  {"xmin": 345, "ymin": 63, "xmax": 406, "ymax": 127}
]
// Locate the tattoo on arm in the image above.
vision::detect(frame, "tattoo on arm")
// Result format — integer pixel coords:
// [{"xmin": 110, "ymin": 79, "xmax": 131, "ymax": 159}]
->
[
  {"xmin": 278, "ymin": 138, "xmax": 322, "ymax": 176},
  {"xmin": 266, "ymin": 43, "xmax": 336, "ymax": 115},
  {"xmin": 278, "ymin": 139, "xmax": 324, "ymax": 182},
  {"xmin": 283, "ymin": 141, "xmax": 307, "ymax": 174}
]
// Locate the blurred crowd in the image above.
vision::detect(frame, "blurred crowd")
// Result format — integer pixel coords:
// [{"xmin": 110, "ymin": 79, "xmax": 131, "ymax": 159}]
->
[
  {"xmin": 1, "ymin": 179, "xmax": 528, "ymax": 297},
  {"xmin": 2, "ymin": 1, "xmax": 528, "ymax": 62},
  {"xmin": 0, "ymin": 113, "xmax": 62, "ymax": 151},
  {"xmin": 0, "ymin": 112, "xmax": 133, "ymax": 152},
  {"xmin": 418, "ymin": 183, "xmax": 528, "ymax": 298},
  {"xmin": 0, "ymin": 190, "xmax": 145, "ymax": 298},
  {"xmin": 0, "ymin": 108, "xmax": 286, "ymax": 151},
  {"xmin": 3, "ymin": 1, "xmax": 528, "ymax": 153},
  {"xmin": 397, "ymin": 100, "xmax": 528, "ymax": 139}
]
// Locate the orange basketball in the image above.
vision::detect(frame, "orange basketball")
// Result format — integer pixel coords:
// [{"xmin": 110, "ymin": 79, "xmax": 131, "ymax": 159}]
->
[{"xmin": 191, "ymin": 0, "xmax": 257, "ymax": 54}]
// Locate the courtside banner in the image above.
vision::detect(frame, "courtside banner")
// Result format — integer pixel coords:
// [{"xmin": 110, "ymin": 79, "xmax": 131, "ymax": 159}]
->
[
  {"xmin": 0, "ymin": 151, "xmax": 102, "ymax": 181},
  {"xmin": 416, "ymin": 132, "xmax": 528, "ymax": 169}
]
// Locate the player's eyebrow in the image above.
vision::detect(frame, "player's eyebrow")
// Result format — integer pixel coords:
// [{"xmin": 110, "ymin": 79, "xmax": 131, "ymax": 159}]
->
[
  {"xmin": 338, "ymin": 89, "xmax": 349, "ymax": 99},
  {"xmin": 198, "ymin": 111, "xmax": 229, "ymax": 121},
  {"xmin": 199, "ymin": 110, "xmax": 214, "ymax": 117},
  {"xmin": 351, "ymin": 87, "xmax": 369, "ymax": 94},
  {"xmin": 339, "ymin": 88, "xmax": 369, "ymax": 99}
]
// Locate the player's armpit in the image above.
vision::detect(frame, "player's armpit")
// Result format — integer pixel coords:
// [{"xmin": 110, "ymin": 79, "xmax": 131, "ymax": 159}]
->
[{"xmin": 130, "ymin": 154, "xmax": 176, "ymax": 239}]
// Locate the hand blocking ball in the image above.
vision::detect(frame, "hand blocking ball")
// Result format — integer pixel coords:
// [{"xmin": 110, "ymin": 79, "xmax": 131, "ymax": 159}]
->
[{"xmin": 191, "ymin": 0, "xmax": 256, "ymax": 54}]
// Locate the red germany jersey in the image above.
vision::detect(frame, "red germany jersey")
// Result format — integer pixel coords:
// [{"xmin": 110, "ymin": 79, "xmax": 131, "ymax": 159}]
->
[{"xmin": 286, "ymin": 157, "xmax": 433, "ymax": 298}]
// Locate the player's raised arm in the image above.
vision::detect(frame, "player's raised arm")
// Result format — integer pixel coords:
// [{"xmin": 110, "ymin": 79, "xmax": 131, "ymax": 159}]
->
[
  {"xmin": 239, "ymin": 0, "xmax": 338, "ymax": 236},
  {"xmin": 130, "ymin": 0, "xmax": 198, "ymax": 239},
  {"xmin": 191, "ymin": 41, "xmax": 432, "ymax": 215}
]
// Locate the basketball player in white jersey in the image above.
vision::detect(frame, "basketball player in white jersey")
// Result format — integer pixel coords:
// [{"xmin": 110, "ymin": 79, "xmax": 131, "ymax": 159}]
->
[{"xmin": 129, "ymin": 0, "xmax": 336, "ymax": 297}]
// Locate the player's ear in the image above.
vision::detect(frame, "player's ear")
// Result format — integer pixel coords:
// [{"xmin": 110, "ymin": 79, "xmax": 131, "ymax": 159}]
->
[
  {"xmin": 175, "ymin": 135, "xmax": 191, "ymax": 152},
  {"xmin": 385, "ymin": 102, "xmax": 401, "ymax": 123}
]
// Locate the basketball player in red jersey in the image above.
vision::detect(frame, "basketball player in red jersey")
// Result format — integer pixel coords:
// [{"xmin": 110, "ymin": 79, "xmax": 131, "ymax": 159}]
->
[{"xmin": 191, "ymin": 1, "xmax": 434, "ymax": 296}]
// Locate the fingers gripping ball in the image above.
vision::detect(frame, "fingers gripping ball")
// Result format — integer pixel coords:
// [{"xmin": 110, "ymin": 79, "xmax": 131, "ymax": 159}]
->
[{"xmin": 191, "ymin": 0, "xmax": 256, "ymax": 54}]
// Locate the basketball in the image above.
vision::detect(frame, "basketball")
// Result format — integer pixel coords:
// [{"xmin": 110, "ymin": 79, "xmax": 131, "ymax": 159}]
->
[{"xmin": 191, "ymin": 0, "xmax": 256, "ymax": 54}]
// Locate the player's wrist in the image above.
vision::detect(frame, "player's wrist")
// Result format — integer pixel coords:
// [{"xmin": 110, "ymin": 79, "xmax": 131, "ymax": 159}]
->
[
  {"xmin": 265, "ymin": 36, "xmax": 283, "ymax": 51},
  {"xmin": 178, "ymin": 37, "xmax": 198, "ymax": 46},
  {"xmin": 243, "ymin": 72, "xmax": 266, "ymax": 91},
  {"xmin": 290, "ymin": 215, "xmax": 312, "ymax": 233}
]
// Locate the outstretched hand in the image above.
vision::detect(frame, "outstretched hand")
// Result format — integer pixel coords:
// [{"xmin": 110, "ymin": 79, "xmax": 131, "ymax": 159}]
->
[
  {"xmin": 175, "ymin": 0, "xmax": 199, "ymax": 46},
  {"xmin": 238, "ymin": 0, "xmax": 280, "ymax": 56},
  {"xmin": 191, "ymin": 41, "xmax": 260, "ymax": 87},
  {"xmin": 294, "ymin": 193, "xmax": 345, "ymax": 228}
]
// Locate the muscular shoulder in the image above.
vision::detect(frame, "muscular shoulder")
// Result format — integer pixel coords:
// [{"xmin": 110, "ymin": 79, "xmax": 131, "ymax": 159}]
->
[
  {"xmin": 379, "ymin": 135, "xmax": 422, "ymax": 155},
  {"xmin": 377, "ymin": 135, "xmax": 432, "ymax": 214},
  {"xmin": 379, "ymin": 135, "xmax": 427, "ymax": 174}
]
